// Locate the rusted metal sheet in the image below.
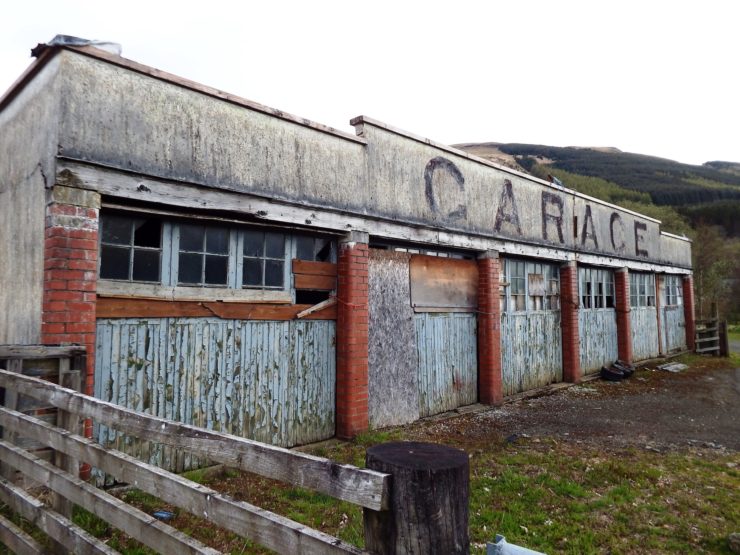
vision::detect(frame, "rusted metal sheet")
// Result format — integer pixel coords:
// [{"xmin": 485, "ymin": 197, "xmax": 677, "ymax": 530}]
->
[
  {"xmin": 631, "ymin": 307, "xmax": 660, "ymax": 361},
  {"xmin": 415, "ymin": 313, "xmax": 477, "ymax": 417},
  {"xmin": 578, "ymin": 309, "xmax": 618, "ymax": 374},
  {"xmin": 95, "ymin": 318, "xmax": 335, "ymax": 472},
  {"xmin": 662, "ymin": 306, "xmax": 687, "ymax": 353},
  {"xmin": 501, "ymin": 312, "xmax": 562, "ymax": 396},
  {"xmin": 410, "ymin": 255, "xmax": 478, "ymax": 311}
]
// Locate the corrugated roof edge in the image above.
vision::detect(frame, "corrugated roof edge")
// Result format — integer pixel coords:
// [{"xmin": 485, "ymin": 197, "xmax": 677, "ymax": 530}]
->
[
  {"xmin": 0, "ymin": 43, "xmax": 367, "ymax": 146},
  {"xmin": 350, "ymin": 115, "xmax": 663, "ymax": 225}
]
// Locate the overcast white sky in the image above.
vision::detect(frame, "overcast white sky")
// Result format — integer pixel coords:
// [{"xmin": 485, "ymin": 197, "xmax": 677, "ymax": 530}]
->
[{"xmin": 2, "ymin": 0, "xmax": 737, "ymax": 166}]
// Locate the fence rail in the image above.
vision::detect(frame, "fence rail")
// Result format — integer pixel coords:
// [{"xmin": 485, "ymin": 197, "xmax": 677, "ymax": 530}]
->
[{"xmin": 0, "ymin": 360, "xmax": 384, "ymax": 554}]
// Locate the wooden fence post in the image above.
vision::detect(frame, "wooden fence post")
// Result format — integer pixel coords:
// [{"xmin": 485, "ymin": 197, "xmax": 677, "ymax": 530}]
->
[
  {"xmin": 0, "ymin": 359, "xmax": 22, "ymax": 482},
  {"xmin": 52, "ymin": 357, "xmax": 81, "ymax": 518},
  {"xmin": 363, "ymin": 441, "xmax": 469, "ymax": 555}
]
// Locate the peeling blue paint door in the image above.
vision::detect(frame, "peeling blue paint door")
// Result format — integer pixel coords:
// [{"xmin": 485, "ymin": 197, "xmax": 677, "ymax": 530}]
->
[
  {"xmin": 578, "ymin": 267, "xmax": 618, "ymax": 374},
  {"xmin": 500, "ymin": 259, "xmax": 563, "ymax": 395},
  {"xmin": 415, "ymin": 312, "xmax": 477, "ymax": 417},
  {"xmin": 661, "ymin": 306, "xmax": 686, "ymax": 353},
  {"xmin": 631, "ymin": 308, "xmax": 660, "ymax": 360},
  {"xmin": 95, "ymin": 318, "xmax": 335, "ymax": 471}
]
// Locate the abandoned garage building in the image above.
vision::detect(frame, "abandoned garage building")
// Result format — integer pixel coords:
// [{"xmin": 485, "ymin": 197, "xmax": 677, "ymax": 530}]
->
[{"xmin": 0, "ymin": 42, "xmax": 694, "ymax": 469}]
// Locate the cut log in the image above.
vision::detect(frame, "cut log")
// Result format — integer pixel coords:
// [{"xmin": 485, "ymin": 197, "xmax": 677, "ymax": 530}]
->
[{"xmin": 363, "ymin": 441, "xmax": 469, "ymax": 554}]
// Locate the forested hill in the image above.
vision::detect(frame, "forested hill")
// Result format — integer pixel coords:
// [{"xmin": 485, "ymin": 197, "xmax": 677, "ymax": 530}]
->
[{"xmin": 455, "ymin": 142, "xmax": 740, "ymax": 238}]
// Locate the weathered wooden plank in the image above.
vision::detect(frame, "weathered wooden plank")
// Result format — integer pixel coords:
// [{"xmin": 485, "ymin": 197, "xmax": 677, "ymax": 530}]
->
[
  {"xmin": 578, "ymin": 309, "xmax": 618, "ymax": 374},
  {"xmin": 294, "ymin": 273, "xmax": 336, "ymax": 291},
  {"xmin": 0, "ymin": 512, "xmax": 44, "ymax": 555},
  {"xmin": 0, "ymin": 477, "xmax": 117, "ymax": 555},
  {"xmin": 0, "ymin": 407, "xmax": 364, "ymax": 555},
  {"xmin": 96, "ymin": 280, "xmax": 292, "ymax": 303},
  {"xmin": 292, "ymin": 260, "xmax": 338, "ymax": 276},
  {"xmin": 53, "ymin": 366, "xmax": 80, "ymax": 518},
  {"xmin": 631, "ymin": 307, "xmax": 660, "ymax": 361},
  {"xmin": 0, "ymin": 346, "xmax": 86, "ymax": 359},
  {"xmin": 0, "ymin": 370, "xmax": 390, "ymax": 511},
  {"xmin": 0, "ymin": 440, "xmax": 220, "ymax": 555},
  {"xmin": 410, "ymin": 256, "xmax": 478, "ymax": 310},
  {"xmin": 96, "ymin": 298, "xmax": 337, "ymax": 320}
]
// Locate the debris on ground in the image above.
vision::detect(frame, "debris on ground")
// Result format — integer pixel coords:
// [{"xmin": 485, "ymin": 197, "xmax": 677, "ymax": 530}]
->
[
  {"xmin": 488, "ymin": 534, "xmax": 546, "ymax": 554},
  {"xmin": 657, "ymin": 362, "xmax": 689, "ymax": 373}
]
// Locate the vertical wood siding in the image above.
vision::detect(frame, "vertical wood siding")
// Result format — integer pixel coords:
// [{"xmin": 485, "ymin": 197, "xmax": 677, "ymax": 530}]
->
[
  {"xmin": 501, "ymin": 312, "xmax": 563, "ymax": 396},
  {"xmin": 630, "ymin": 307, "xmax": 660, "ymax": 361},
  {"xmin": 662, "ymin": 306, "xmax": 686, "ymax": 353},
  {"xmin": 415, "ymin": 313, "xmax": 477, "ymax": 417},
  {"xmin": 95, "ymin": 318, "xmax": 335, "ymax": 472},
  {"xmin": 578, "ymin": 309, "xmax": 618, "ymax": 374}
]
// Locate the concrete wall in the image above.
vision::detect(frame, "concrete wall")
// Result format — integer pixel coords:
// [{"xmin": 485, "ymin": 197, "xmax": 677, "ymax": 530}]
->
[
  {"xmin": 356, "ymin": 119, "xmax": 685, "ymax": 267},
  {"xmin": 368, "ymin": 250, "xmax": 419, "ymax": 428},
  {"xmin": 56, "ymin": 52, "xmax": 367, "ymax": 211},
  {"xmin": 0, "ymin": 57, "xmax": 62, "ymax": 344},
  {"xmin": 51, "ymin": 50, "xmax": 690, "ymax": 271}
]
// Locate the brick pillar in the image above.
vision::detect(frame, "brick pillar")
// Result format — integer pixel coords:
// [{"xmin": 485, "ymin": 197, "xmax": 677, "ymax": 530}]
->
[
  {"xmin": 477, "ymin": 251, "xmax": 502, "ymax": 405},
  {"xmin": 41, "ymin": 185, "xmax": 100, "ymax": 408},
  {"xmin": 655, "ymin": 274, "xmax": 664, "ymax": 356},
  {"xmin": 336, "ymin": 232, "xmax": 369, "ymax": 439},
  {"xmin": 560, "ymin": 261, "xmax": 580, "ymax": 383},
  {"xmin": 614, "ymin": 268, "xmax": 633, "ymax": 363},
  {"xmin": 682, "ymin": 275, "xmax": 696, "ymax": 351}
]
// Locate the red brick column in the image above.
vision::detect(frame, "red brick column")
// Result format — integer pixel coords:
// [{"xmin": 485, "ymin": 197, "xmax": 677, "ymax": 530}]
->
[
  {"xmin": 41, "ymin": 186, "xmax": 100, "ymax": 406},
  {"xmin": 477, "ymin": 251, "xmax": 502, "ymax": 405},
  {"xmin": 682, "ymin": 275, "xmax": 696, "ymax": 351},
  {"xmin": 614, "ymin": 268, "xmax": 633, "ymax": 363},
  {"xmin": 336, "ymin": 232, "xmax": 369, "ymax": 439},
  {"xmin": 559, "ymin": 261, "xmax": 581, "ymax": 383}
]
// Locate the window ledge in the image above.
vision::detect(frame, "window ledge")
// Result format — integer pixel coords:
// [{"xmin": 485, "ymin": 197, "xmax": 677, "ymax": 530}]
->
[{"xmin": 96, "ymin": 280, "xmax": 292, "ymax": 303}]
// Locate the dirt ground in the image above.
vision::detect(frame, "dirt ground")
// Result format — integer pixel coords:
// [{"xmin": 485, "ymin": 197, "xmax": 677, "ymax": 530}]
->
[{"xmin": 405, "ymin": 356, "xmax": 740, "ymax": 452}]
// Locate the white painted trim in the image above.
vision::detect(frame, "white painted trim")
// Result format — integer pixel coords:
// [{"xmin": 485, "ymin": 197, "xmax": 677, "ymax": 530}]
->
[{"xmin": 60, "ymin": 161, "xmax": 691, "ymax": 274}]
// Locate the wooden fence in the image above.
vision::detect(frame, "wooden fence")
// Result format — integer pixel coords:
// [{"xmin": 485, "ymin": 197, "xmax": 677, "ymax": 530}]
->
[{"xmin": 0, "ymin": 345, "xmax": 391, "ymax": 554}]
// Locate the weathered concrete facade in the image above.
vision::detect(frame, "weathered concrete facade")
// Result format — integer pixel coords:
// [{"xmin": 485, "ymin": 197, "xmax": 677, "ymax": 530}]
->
[{"xmin": 0, "ymin": 43, "xmax": 694, "ymax": 457}]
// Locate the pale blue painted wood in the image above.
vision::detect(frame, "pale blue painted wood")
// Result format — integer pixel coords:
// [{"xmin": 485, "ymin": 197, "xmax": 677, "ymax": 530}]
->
[
  {"xmin": 501, "ymin": 311, "xmax": 562, "ymax": 396},
  {"xmin": 578, "ymin": 309, "xmax": 618, "ymax": 374},
  {"xmin": 414, "ymin": 312, "xmax": 477, "ymax": 417},
  {"xmin": 94, "ymin": 318, "xmax": 336, "ymax": 473},
  {"xmin": 662, "ymin": 305, "xmax": 687, "ymax": 353},
  {"xmin": 631, "ymin": 307, "xmax": 660, "ymax": 361}
]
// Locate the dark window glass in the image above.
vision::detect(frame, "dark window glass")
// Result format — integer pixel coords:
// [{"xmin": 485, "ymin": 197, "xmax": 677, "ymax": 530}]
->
[
  {"xmin": 178, "ymin": 252, "xmax": 203, "ymax": 284},
  {"xmin": 243, "ymin": 258, "xmax": 262, "ymax": 286},
  {"xmin": 265, "ymin": 232, "xmax": 285, "ymax": 258},
  {"xmin": 295, "ymin": 236, "xmax": 314, "ymax": 260},
  {"xmin": 264, "ymin": 260, "xmax": 284, "ymax": 287},
  {"xmin": 243, "ymin": 230, "xmax": 264, "ymax": 257},
  {"xmin": 205, "ymin": 255, "xmax": 228, "ymax": 285},
  {"xmin": 102, "ymin": 216, "xmax": 132, "ymax": 245},
  {"xmin": 100, "ymin": 245, "xmax": 130, "ymax": 280},
  {"xmin": 206, "ymin": 229, "xmax": 229, "ymax": 254},
  {"xmin": 133, "ymin": 220, "xmax": 162, "ymax": 248},
  {"xmin": 180, "ymin": 224, "xmax": 204, "ymax": 252},
  {"xmin": 315, "ymin": 238, "xmax": 332, "ymax": 262},
  {"xmin": 132, "ymin": 250, "xmax": 160, "ymax": 281}
]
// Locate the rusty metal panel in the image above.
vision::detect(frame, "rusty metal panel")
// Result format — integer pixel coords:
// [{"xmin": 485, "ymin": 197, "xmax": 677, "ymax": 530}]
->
[
  {"xmin": 662, "ymin": 306, "xmax": 687, "ymax": 353},
  {"xmin": 415, "ymin": 312, "xmax": 477, "ymax": 417},
  {"xmin": 631, "ymin": 307, "xmax": 660, "ymax": 361},
  {"xmin": 95, "ymin": 317, "xmax": 335, "ymax": 472},
  {"xmin": 501, "ymin": 312, "xmax": 562, "ymax": 396},
  {"xmin": 578, "ymin": 309, "xmax": 618, "ymax": 374},
  {"xmin": 410, "ymin": 255, "xmax": 478, "ymax": 311}
]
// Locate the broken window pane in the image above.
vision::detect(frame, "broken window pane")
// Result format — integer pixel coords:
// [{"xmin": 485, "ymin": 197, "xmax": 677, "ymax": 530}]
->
[
  {"xmin": 133, "ymin": 220, "xmax": 162, "ymax": 248},
  {"xmin": 295, "ymin": 236, "xmax": 314, "ymax": 260},
  {"xmin": 102, "ymin": 215, "xmax": 132, "ymax": 245}
]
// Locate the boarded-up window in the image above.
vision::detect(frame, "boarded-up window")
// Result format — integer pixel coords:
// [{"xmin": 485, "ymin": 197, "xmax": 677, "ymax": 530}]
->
[{"xmin": 409, "ymin": 255, "xmax": 478, "ymax": 312}]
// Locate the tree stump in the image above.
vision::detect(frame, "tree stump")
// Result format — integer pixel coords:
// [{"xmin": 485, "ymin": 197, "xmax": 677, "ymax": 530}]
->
[{"xmin": 363, "ymin": 441, "xmax": 469, "ymax": 555}]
